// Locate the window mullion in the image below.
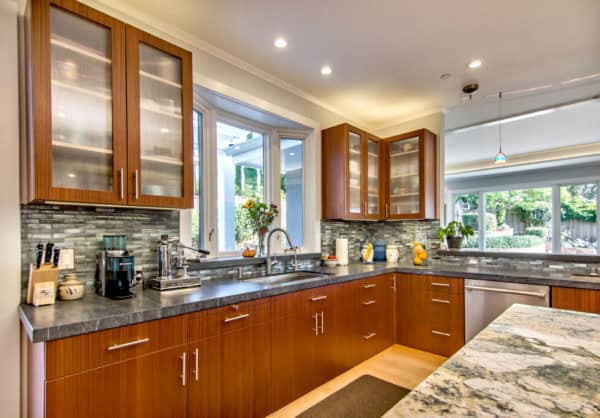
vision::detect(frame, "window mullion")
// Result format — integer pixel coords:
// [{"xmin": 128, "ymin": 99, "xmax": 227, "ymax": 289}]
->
[
  {"xmin": 552, "ymin": 185, "xmax": 561, "ymax": 254},
  {"xmin": 597, "ymin": 182, "xmax": 600, "ymax": 256},
  {"xmin": 478, "ymin": 192, "xmax": 486, "ymax": 251}
]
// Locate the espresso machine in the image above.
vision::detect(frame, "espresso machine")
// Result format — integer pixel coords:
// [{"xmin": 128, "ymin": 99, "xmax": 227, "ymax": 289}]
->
[
  {"xmin": 95, "ymin": 235, "xmax": 136, "ymax": 299},
  {"xmin": 151, "ymin": 234, "xmax": 210, "ymax": 290}
]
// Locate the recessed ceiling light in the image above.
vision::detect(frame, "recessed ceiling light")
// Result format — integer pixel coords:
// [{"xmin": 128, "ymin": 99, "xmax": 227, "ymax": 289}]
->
[
  {"xmin": 320, "ymin": 65, "xmax": 332, "ymax": 76},
  {"xmin": 274, "ymin": 37, "xmax": 287, "ymax": 48},
  {"xmin": 440, "ymin": 73, "xmax": 452, "ymax": 80},
  {"xmin": 467, "ymin": 59, "xmax": 483, "ymax": 69}
]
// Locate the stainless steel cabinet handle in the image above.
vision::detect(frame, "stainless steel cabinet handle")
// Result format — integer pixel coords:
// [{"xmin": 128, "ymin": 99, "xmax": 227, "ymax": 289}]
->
[
  {"xmin": 107, "ymin": 337, "xmax": 150, "ymax": 351},
  {"xmin": 312, "ymin": 313, "xmax": 319, "ymax": 336},
  {"xmin": 391, "ymin": 276, "xmax": 397, "ymax": 292},
  {"xmin": 465, "ymin": 285, "xmax": 546, "ymax": 298},
  {"xmin": 119, "ymin": 167, "xmax": 124, "ymax": 200},
  {"xmin": 432, "ymin": 330, "xmax": 451, "ymax": 337},
  {"xmin": 180, "ymin": 352, "xmax": 187, "ymax": 386},
  {"xmin": 364, "ymin": 332, "xmax": 376, "ymax": 340},
  {"xmin": 310, "ymin": 295, "xmax": 328, "ymax": 302},
  {"xmin": 193, "ymin": 348, "xmax": 199, "ymax": 381},
  {"xmin": 224, "ymin": 313, "xmax": 250, "ymax": 323},
  {"xmin": 364, "ymin": 201, "xmax": 367, "ymax": 214},
  {"xmin": 431, "ymin": 282, "xmax": 450, "ymax": 287},
  {"xmin": 320, "ymin": 311, "xmax": 324, "ymax": 335},
  {"xmin": 362, "ymin": 299, "xmax": 376, "ymax": 305},
  {"xmin": 385, "ymin": 203, "xmax": 389, "ymax": 218},
  {"xmin": 362, "ymin": 284, "xmax": 376, "ymax": 289},
  {"xmin": 432, "ymin": 298, "xmax": 450, "ymax": 304},
  {"xmin": 134, "ymin": 169, "xmax": 139, "ymax": 199}
]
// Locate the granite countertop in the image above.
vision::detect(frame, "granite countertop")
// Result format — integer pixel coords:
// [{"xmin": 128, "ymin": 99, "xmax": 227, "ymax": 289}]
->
[
  {"xmin": 385, "ymin": 304, "xmax": 600, "ymax": 417},
  {"xmin": 19, "ymin": 261, "xmax": 600, "ymax": 343}
]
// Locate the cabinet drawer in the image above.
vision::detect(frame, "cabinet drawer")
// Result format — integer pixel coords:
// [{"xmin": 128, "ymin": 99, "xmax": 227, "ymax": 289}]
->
[
  {"xmin": 428, "ymin": 276, "xmax": 464, "ymax": 296},
  {"xmin": 46, "ymin": 315, "xmax": 187, "ymax": 380},
  {"xmin": 204, "ymin": 299, "xmax": 270, "ymax": 337}
]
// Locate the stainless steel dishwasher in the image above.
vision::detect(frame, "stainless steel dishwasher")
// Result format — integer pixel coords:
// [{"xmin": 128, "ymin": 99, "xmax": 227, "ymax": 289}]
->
[{"xmin": 465, "ymin": 279, "xmax": 549, "ymax": 341}]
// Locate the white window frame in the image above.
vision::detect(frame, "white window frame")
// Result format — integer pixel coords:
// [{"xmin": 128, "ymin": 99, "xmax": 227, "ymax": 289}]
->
[
  {"xmin": 449, "ymin": 176, "xmax": 600, "ymax": 255},
  {"xmin": 181, "ymin": 100, "xmax": 315, "ymax": 258}
]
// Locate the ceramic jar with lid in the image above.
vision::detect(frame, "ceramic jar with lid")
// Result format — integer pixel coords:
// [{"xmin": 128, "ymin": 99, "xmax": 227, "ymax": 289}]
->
[
  {"xmin": 385, "ymin": 245, "xmax": 400, "ymax": 263},
  {"xmin": 57, "ymin": 274, "xmax": 85, "ymax": 300}
]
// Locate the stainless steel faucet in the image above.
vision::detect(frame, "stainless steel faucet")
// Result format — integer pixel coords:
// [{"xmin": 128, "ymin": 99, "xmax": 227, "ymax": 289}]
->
[{"xmin": 265, "ymin": 228, "xmax": 297, "ymax": 275}]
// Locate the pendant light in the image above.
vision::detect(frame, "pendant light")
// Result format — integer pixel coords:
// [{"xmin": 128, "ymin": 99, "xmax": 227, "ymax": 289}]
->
[{"xmin": 494, "ymin": 91, "xmax": 507, "ymax": 164}]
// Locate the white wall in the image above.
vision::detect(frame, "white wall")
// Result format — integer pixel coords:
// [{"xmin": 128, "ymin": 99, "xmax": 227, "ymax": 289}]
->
[{"xmin": 0, "ymin": 0, "xmax": 22, "ymax": 416}]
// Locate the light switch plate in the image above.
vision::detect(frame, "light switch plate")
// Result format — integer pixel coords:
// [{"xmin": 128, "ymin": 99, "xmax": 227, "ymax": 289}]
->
[{"xmin": 58, "ymin": 248, "xmax": 75, "ymax": 270}]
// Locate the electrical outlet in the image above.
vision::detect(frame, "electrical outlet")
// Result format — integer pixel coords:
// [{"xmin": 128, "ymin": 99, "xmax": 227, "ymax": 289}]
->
[{"xmin": 58, "ymin": 248, "xmax": 75, "ymax": 270}]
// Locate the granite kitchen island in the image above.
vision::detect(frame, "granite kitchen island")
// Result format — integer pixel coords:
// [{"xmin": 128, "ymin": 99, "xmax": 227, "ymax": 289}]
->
[{"xmin": 385, "ymin": 304, "xmax": 600, "ymax": 417}]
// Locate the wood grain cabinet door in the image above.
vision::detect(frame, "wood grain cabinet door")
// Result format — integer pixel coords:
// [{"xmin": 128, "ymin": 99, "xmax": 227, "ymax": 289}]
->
[
  {"xmin": 27, "ymin": 0, "xmax": 128, "ymax": 205},
  {"xmin": 125, "ymin": 26, "xmax": 193, "ymax": 209},
  {"xmin": 45, "ymin": 346, "xmax": 188, "ymax": 418},
  {"xmin": 186, "ymin": 338, "xmax": 221, "ymax": 418},
  {"xmin": 552, "ymin": 287, "xmax": 600, "ymax": 313}
]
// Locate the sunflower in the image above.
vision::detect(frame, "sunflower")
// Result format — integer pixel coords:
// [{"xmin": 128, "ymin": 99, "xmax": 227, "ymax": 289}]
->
[{"xmin": 243, "ymin": 199, "xmax": 255, "ymax": 209}]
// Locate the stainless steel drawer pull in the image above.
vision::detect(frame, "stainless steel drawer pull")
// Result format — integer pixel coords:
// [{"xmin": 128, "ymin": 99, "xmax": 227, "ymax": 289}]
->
[
  {"xmin": 432, "ymin": 330, "xmax": 451, "ymax": 337},
  {"xmin": 362, "ymin": 300, "xmax": 376, "ymax": 305},
  {"xmin": 465, "ymin": 285, "xmax": 546, "ymax": 298},
  {"xmin": 431, "ymin": 282, "xmax": 450, "ymax": 287},
  {"xmin": 432, "ymin": 298, "xmax": 450, "ymax": 304},
  {"xmin": 320, "ymin": 311, "xmax": 325, "ymax": 335},
  {"xmin": 363, "ymin": 284, "xmax": 376, "ymax": 289},
  {"xmin": 364, "ymin": 332, "xmax": 376, "ymax": 340},
  {"xmin": 224, "ymin": 313, "xmax": 250, "ymax": 323},
  {"xmin": 193, "ymin": 348, "xmax": 199, "ymax": 381},
  {"xmin": 180, "ymin": 352, "xmax": 187, "ymax": 386},
  {"xmin": 310, "ymin": 295, "xmax": 328, "ymax": 302},
  {"xmin": 107, "ymin": 337, "xmax": 150, "ymax": 351}
]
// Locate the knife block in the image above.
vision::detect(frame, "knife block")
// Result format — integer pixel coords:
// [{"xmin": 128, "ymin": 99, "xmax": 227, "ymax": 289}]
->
[{"xmin": 27, "ymin": 263, "xmax": 59, "ymax": 305}]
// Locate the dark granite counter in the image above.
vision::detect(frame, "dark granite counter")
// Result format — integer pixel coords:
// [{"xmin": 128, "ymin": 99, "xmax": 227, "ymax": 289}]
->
[
  {"xmin": 385, "ymin": 304, "xmax": 600, "ymax": 417},
  {"xmin": 19, "ymin": 261, "xmax": 600, "ymax": 343}
]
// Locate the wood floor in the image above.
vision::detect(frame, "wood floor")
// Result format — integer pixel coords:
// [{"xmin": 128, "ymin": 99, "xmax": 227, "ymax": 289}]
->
[{"xmin": 268, "ymin": 344, "xmax": 446, "ymax": 417}]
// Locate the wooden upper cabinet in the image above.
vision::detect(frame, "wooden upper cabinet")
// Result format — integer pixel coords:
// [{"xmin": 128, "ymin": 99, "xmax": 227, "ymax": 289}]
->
[
  {"xmin": 26, "ymin": 0, "xmax": 127, "ymax": 205},
  {"xmin": 24, "ymin": 0, "xmax": 193, "ymax": 209},
  {"xmin": 322, "ymin": 124, "xmax": 383, "ymax": 219},
  {"xmin": 386, "ymin": 129, "xmax": 437, "ymax": 220},
  {"xmin": 125, "ymin": 27, "xmax": 193, "ymax": 208},
  {"xmin": 322, "ymin": 124, "xmax": 437, "ymax": 220}
]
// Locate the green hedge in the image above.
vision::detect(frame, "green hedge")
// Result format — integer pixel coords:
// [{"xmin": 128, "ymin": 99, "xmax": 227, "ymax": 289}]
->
[
  {"xmin": 524, "ymin": 227, "xmax": 548, "ymax": 238},
  {"xmin": 461, "ymin": 212, "xmax": 497, "ymax": 231},
  {"xmin": 460, "ymin": 235, "xmax": 543, "ymax": 249}
]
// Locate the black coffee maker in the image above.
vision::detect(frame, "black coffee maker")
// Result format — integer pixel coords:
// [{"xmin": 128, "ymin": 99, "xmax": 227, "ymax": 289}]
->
[{"xmin": 95, "ymin": 235, "xmax": 135, "ymax": 299}]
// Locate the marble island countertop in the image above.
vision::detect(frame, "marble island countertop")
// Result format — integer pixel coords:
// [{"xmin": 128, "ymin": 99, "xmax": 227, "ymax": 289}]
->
[
  {"xmin": 19, "ymin": 261, "xmax": 600, "ymax": 343},
  {"xmin": 385, "ymin": 304, "xmax": 600, "ymax": 417}
]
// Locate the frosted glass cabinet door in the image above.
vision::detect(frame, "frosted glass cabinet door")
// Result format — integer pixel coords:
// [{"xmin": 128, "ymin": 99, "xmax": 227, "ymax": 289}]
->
[
  {"xmin": 388, "ymin": 137, "xmax": 420, "ymax": 215},
  {"xmin": 366, "ymin": 138, "xmax": 380, "ymax": 217},
  {"xmin": 347, "ymin": 131, "xmax": 362, "ymax": 215},
  {"xmin": 29, "ymin": 0, "xmax": 127, "ymax": 204},
  {"xmin": 126, "ymin": 26, "xmax": 193, "ymax": 208}
]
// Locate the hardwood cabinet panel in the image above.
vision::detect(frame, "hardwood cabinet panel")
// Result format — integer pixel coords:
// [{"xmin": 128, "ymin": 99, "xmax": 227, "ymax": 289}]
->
[
  {"xmin": 552, "ymin": 287, "xmax": 600, "ymax": 314},
  {"xmin": 26, "ymin": 0, "xmax": 127, "ymax": 205},
  {"xmin": 46, "ymin": 315, "xmax": 187, "ymax": 379},
  {"xmin": 187, "ymin": 338, "xmax": 221, "ymax": 418},
  {"xmin": 125, "ymin": 26, "xmax": 193, "ymax": 208},
  {"xmin": 46, "ymin": 346, "xmax": 187, "ymax": 418}
]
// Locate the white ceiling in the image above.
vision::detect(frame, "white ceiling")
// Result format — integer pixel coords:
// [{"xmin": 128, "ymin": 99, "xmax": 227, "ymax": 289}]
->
[
  {"xmin": 445, "ymin": 98, "xmax": 600, "ymax": 168},
  {"xmin": 92, "ymin": 0, "xmax": 600, "ymax": 129}
]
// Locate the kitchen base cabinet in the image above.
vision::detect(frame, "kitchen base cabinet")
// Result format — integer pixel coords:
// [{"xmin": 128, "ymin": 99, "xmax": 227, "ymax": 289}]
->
[
  {"xmin": 45, "ymin": 346, "xmax": 188, "ymax": 418},
  {"xmin": 552, "ymin": 287, "xmax": 600, "ymax": 314},
  {"xmin": 270, "ymin": 286, "xmax": 336, "ymax": 412},
  {"xmin": 186, "ymin": 338, "xmax": 221, "ymax": 418},
  {"xmin": 397, "ymin": 274, "xmax": 465, "ymax": 357}
]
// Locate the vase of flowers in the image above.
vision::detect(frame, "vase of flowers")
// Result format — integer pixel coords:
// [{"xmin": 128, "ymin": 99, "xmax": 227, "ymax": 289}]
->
[{"xmin": 241, "ymin": 199, "xmax": 279, "ymax": 256}]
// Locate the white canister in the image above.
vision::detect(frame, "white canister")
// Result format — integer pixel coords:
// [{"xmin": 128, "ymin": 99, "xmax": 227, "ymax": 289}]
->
[
  {"xmin": 335, "ymin": 238, "xmax": 349, "ymax": 266},
  {"xmin": 385, "ymin": 245, "xmax": 400, "ymax": 263}
]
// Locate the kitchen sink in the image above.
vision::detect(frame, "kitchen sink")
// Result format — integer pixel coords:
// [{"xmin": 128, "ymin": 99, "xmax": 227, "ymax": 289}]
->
[{"xmin": 246, "ymin": 271, "xmax": 328, "ymax": 285}]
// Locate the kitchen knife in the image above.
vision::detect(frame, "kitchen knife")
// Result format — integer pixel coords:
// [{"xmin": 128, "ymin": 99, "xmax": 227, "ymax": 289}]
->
[
  {"xmin": 53, "ymin": 247, "xmax": 61, "ymax": 268},
  {"xmin": 44, "ymin": 242, "xmax": 54, "ymax": 264},
  {"xmin": 35, "ymin": 243, "xmax": 43, "ymax": 269}
]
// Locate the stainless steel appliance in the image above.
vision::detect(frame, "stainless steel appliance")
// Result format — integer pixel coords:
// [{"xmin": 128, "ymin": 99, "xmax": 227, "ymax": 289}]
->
[
  {"xmin": 95, "ymin": 235, "xmax": 135, "ymax": 299},
  {"xmin": 465, "ymin": 279, "xmax": 549, "ymax": 341},
  {"xmin": 151, "ymin": 235, "xmax": 210, "ymax": 290}
]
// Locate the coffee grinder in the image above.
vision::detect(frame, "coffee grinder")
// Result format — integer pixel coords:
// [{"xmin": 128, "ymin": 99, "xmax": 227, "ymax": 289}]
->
[{"xmin": 95, "ymin": 235, "xmax": 135, "ymax": 299}]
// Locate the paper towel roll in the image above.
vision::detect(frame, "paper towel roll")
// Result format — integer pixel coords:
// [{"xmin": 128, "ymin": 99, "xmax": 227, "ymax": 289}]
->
[{"xmin": 336, "ymin": 238, "xmax": 349, "ymax": 266}]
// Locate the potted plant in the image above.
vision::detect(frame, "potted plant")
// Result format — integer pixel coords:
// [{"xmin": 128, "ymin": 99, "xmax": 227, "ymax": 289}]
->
[
  {"xmin": 437, "ymin": 221, "xmax": 474, "ymax": 249},
  {"xmin": 240, "ymin": 199, "xmax": 279, "ymax": 256}
]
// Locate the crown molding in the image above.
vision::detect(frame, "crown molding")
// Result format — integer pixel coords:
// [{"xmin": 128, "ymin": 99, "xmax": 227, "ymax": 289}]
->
[{"xmin": 372, "ymin": 109, "xmax": 443, "ymax": 133}]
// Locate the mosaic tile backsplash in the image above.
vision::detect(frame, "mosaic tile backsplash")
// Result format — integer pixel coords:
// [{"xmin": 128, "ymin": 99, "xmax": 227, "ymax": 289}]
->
[
  {"xmin": 320, "ymin": 219, "xmax": 441, "ymax": 262},
  {"xmin": 21, "ymin": 204, "xmax": 179, "ymax": 300}
]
